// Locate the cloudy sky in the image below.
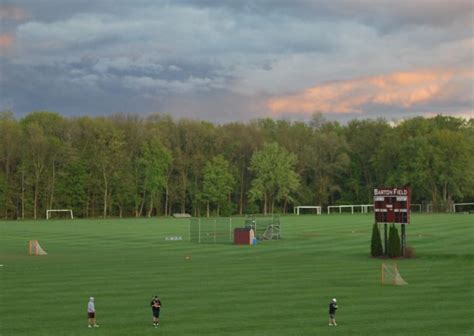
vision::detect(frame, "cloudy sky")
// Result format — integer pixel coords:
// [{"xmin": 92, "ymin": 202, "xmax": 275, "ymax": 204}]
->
[{"xmin": 0, "ymin": 0, "xmax": 473, "ymax": 122}]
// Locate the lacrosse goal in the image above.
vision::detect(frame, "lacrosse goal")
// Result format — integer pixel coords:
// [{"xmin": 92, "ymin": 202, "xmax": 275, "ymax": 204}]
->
[
  {"xmin": 29, "ymin": 240, "xmax": 48, "ymax": 256},
  {"xmin": 381, "ymin": 263, "xmax": 407, "ymax": 285}
]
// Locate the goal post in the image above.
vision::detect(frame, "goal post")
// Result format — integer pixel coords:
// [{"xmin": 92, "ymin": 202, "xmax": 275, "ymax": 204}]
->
[
  {"xmin": 29, "ymin": 240, "xmax": 48, "ymax": 256},
  {"xmin": 410, "ymin": 204, "xmax": 422, "ymax": 213},
  {"xmin": 381, "ymin": 263, "xmax": 407, "ymax": 285},
  {"xmin": 327, "ymin": 204, "xmax": 374, "ymax": 214},
  {"xmin": 294, "ymin": 206, "xmax": 322, "ymax": 215},
  {"xmin": 46, "ymin": 209, "xmax": 74, "ymax": 220},
  {"xmin": 452, "ymin": 203, "xmax": 474, "ymax": 213}
]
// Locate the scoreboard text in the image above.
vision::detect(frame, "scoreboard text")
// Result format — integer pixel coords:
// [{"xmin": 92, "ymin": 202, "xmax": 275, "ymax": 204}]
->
[{"xmin": 374, "ymin": 187, "xmax": 411, "ymax": 224}]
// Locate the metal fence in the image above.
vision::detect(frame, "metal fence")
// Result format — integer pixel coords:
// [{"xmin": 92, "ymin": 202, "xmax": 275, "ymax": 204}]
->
[{"xmin": 189, "ymin": 216, "xmax": 282, "ymax": 243}]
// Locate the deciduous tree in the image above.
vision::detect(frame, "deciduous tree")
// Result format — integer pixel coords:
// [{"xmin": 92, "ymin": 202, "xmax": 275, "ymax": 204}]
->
[
  {"xmin": 249, "ymin": 142, "xmax": 299, "ymax": 214},
  {"xmin": 202, "ymin": 155, "xmax": 235, "ymax": 217}
]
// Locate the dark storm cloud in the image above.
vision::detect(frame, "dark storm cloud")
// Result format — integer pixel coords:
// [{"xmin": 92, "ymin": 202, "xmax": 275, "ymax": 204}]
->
[
  {"xmin": 0, "ymin": 59, "xmax": 156, "ymax": 115},
  {"xmin": 0, "ymin": 0, "xmax": 472, "ymax": 121},
  {"xmin": 180, "ymin": 0, "xmax": 473, "ymax": 31}
]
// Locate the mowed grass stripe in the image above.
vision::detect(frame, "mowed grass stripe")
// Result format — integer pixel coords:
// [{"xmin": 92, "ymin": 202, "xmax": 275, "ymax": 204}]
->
[{"xmin": 1, "ymin": 214, "xmax": 473, "ymax": 335}]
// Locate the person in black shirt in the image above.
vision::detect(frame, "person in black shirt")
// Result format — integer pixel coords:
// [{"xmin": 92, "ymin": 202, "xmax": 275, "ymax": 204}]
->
[
  {"xmin": 329, "ymin": 298, "xmax": 338, "ymax": 326},
  {"xmin": 150, "ymin": 296, "xmax": 162, "ymax": 327}
]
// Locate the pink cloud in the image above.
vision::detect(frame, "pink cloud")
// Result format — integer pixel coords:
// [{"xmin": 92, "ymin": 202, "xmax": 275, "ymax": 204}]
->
[
  {"xmin": 267, "ymin": 69, "xmax": 473, "ymax": 115},
  {"xmin": 0, "ymin": 5, "xmax": 27, "ymax": 21},
  {"xmin": 0, "ymin": 34, "xmax": 14, "ymax": 50}
]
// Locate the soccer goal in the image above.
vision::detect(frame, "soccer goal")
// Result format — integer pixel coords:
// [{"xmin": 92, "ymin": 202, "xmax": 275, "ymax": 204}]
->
[
  {"xmin": 425, "ymin": 203, "xmax": 433, "ymax": 213},
  {"xmin": 327, "ymin": 204, "xmax": 373, "ymax": 214},
  {"xmin": 452, "ymin": 203, "xmax": 474, "ymax": 214},
  {"xmin": 29, "ymin": 240, "xmax": 47, "ymax": 256},
  {"xmin": 381, "ymin": 263, "xmax": 407, "ymax": 285},
  {"xmin": 46, "ymin": 209, "xmax": 74, "ymax": 220},
  {"xmin": 410, "ymin": 204, "xmax": 422, "ymax": 213},
  {"xmin": 294, "ymin": 206, "xmax": 322, "ymax": 215}
]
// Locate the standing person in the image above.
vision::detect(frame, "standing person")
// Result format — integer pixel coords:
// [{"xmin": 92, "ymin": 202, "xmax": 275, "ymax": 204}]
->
[
  {"xmin": 328, "ymin": 298, "xmax": 338, "ymax": 326},
  {"xmin": 87, "ymin": 297, "xmax": 99, "ymax": 328},
  {"xmin": 150, "ymin": 296, "xmax": 162, "ymax": 327}
]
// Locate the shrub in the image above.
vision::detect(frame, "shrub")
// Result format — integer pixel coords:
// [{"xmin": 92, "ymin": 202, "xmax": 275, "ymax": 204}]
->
[
  {"xmin": 370, "ymin": 223, "xmax": 384, "ymax": 257},
  {"xmin": 388, "ymin": 224, "xmax": 401, "ymax": 258},
  {"xmin": 393, "ymin": 225, "xmax": 401, "ymax": 257}
]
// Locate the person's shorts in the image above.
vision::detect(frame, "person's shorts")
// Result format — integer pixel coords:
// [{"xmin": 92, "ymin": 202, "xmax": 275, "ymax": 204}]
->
[
  {"xmin": 88, "ymin": 312, "xmax": 95, "ymax": 318},
  {"xmin": 152, "ymin": 309, "xmax": 160, "ymax": 318},
  {"xmin": 329, "ymin": 313, "xmax": 335, "ymax": 319}
]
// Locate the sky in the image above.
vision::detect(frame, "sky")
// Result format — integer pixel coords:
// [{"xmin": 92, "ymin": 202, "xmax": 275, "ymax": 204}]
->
[{"xmin": 0, "ymin": 0, "xmax": 473, "ymax": 123}]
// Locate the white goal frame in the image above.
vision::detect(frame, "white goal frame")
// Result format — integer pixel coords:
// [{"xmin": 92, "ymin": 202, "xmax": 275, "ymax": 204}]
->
[
  {"xmin": 327, "ymin": 204, "xmax": 373, "ymax": 214},
  {"xmin": 426, "ymin": 203, "xmax": 433, "ymax": 213},
  {"xmin": 452, "ymin": 203, "xmax": 474, "ymax": 213},
  {"xmin": 294, "ymin": 206, "xmax": 322, "ymax": 215},
  {"xmin": 46, "ymin": 209, "xmax": 74, "ymax": 220},
  {"xmin": 381, "ymin": 263, "xmax": 407, "ymax": 285},
  {"xmin": 410, "ymin": 204, "xmax": 422, "ymax": 212}
]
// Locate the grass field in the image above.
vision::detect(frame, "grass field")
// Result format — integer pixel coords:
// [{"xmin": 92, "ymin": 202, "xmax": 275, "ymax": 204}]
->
[{"xmin": 1, "ymin": 214, "xmax": 473, "ymax": 336}]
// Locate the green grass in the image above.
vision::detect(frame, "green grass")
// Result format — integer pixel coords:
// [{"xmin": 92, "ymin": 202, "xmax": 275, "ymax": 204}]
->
[{"xmin": 1, "ymin": 214, "xmax": 473, "ymax": 336}]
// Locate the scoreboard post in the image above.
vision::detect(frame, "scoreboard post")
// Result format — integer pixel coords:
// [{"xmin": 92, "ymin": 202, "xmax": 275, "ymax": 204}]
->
[{"xmin": 374, "ymin": 187, "xmax": 411, "ymax": 256}]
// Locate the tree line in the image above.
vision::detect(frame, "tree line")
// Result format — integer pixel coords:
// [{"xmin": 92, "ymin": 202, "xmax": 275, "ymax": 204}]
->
[{"xmin": 0, "ymin": 111, "xmax": 472, "ymax": 219}]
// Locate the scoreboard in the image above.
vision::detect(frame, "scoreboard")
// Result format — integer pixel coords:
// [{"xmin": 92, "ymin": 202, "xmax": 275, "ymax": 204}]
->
[{"xmin": 374, "ymin": 187, "xmax": 411, "ymax": 224}]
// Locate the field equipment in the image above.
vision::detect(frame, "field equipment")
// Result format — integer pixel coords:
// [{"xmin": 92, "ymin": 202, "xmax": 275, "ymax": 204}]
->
[
  {"xmin": 381, "ymin": 263, "xmax": 407, "ymax": 285},
  {"xmin": 189, "ymin": 217, "xmax": 235, "ymax": 244},
  {"xmin": 189, "ymin": 216, "xmax": 282, "ymax": 244},
  {"xmin": 28, "ymin": 240, "xmax": 48, "ymax": 256},
  {"xmin": 245, "ymin": 215, "xmax": 281, "ymax": 240}
]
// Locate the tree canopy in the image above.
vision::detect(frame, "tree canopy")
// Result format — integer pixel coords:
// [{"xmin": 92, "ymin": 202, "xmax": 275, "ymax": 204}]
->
[
  {"xmin": 0, "ymin": 111, "xmax": 472, "ymax": 219},
  {"xmin": 249, "ymin": 142, "xmax": 300, "ymax": 215}
]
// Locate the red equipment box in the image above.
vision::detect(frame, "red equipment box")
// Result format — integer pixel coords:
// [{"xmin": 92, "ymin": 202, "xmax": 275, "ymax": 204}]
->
[{"xmin": 234, "ymin": 228, "xmax": 251, "ymax": 245}]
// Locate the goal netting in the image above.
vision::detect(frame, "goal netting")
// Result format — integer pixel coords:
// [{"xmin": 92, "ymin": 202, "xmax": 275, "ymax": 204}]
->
[
  {"xmin": 46, "ymin": 209, "xmax": 74, "ymax": 220},
  {"xmin": 29, "ymin": 240, "xmax": 48, "ymax": 256},
  {"xmin": 189, "ymin": 217, "xmax": 281, "ymax": 244},
  {"xmin": 327, "ymin": 204, "xmax": 373, "ymax": 214},
  {"xmin": 381, "ymin": 263, "xmax": 407, "ymax": 285},
  {"xmin": 294, "ymin": 206, "xmax": 322, "ymax": 215},
  {"xmin": 452, "ymin": 203, "xmax": 474, "ymax": 213},
  {"xmin": 189, "ymin": 218, "xmax": 235, "ymax": 244}
]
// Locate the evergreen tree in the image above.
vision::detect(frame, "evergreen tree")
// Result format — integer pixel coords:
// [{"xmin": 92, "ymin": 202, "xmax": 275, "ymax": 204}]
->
[
  {"xmin": 370, "ymin": 223, "xmax": 383, "ymax": 257},
  {"xmin": 388, "ymin": 225, "xmax": 394, "ymax": 257},
  {"xmin": 388, "ymin": 225, "xmax": 401, "ymax": 258},
  {"xmin": 393, "ymin": 225, "xmax": 402, "ymax": 257}
]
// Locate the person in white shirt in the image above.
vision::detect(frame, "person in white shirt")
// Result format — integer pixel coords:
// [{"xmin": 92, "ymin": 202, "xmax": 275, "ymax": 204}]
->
[{"xmin": 87, "ymin": 297, "xmax": 99, "ymax": 328}]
